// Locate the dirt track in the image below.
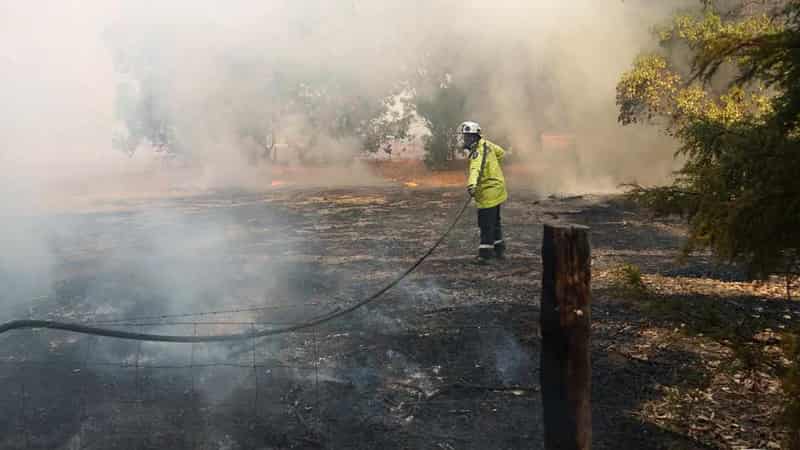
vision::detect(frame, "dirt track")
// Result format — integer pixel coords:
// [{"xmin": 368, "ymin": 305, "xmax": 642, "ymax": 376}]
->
[{"xmin": 0, "ymin": 186, "xmax": 796, "ymax": 449}]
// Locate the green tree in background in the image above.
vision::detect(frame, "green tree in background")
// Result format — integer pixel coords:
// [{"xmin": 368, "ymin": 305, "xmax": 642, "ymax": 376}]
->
[
  {"xmin": 415, "ymin": 82, "xmax": 467, "ymax": 169},
  {"xmin": 618, "ymin": 5, "xmax": 800, "ymax": 442},
  {"xmin": 617, "ymin": 2, "xmax": 800, "ymax": 285}
]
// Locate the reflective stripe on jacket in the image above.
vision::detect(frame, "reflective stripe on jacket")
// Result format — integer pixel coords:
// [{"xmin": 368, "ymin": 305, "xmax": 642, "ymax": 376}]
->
[{"xmin": 467, "ymin": 138, "xmax": 507, "ymax": 209}]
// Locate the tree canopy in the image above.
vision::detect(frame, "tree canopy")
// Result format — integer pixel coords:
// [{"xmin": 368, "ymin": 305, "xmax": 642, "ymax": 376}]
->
[{"xmin": 617, "ymin": 1, "xmax": 800, "ymax": 280}]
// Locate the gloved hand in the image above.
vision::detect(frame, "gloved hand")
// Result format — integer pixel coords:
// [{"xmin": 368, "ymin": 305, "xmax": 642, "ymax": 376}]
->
[{"xmin": 467, "ymin": 185, "xmax": 476, "ymax": 197}]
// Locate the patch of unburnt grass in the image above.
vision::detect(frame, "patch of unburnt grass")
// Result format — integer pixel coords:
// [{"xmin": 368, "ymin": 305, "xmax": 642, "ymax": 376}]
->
[
  {"xmin": 606, "ymin": 264, "xmax": 767, "ymax": 357},
  {"xmin": 601, "ymin": 262, "xmax": 798, "ymax": 447}
]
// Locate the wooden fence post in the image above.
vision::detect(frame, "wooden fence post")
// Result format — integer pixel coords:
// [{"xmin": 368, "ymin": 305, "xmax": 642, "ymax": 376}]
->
[{"xmin": 540, "ymin": 223, "xmax": 591, "ymax": 449}]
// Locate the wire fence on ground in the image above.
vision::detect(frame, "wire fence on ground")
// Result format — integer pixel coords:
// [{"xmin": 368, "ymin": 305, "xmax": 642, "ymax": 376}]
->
[
  {"xmin": 0, "ymin": 303, "xmax": 542, "ymax": 450},
  {"xmin": 0, "ymin": 194, "xmax": 543, "ymax": 449}
]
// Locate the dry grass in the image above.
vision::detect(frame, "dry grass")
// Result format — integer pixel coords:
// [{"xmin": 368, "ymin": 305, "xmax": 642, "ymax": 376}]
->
[{"xmin": 597, "ymin": 262, "xmax": 800, "ymax": 449}]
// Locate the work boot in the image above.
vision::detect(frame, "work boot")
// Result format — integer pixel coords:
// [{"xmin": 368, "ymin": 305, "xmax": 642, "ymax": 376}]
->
[
  {"xmin": 475, "ymin": 247, "xmax": 494, "ymax": 265},
  {"xmin": 494, "ymin": 242, "xmax": 506, "ymax": 260}
]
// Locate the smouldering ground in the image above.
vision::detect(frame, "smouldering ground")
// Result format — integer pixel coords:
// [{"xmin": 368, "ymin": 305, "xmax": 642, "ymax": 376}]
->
[{"xmin": 0, "ymin": 186, "xmax": 797, "ymax": 449}]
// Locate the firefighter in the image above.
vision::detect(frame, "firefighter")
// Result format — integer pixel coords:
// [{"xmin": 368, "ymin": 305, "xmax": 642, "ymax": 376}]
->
[{"xmin": 461, "ymin": 121, "xmax": 508, "ymax": 264}]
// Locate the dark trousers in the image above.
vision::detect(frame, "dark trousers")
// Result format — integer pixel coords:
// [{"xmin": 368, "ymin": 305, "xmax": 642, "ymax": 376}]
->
[{"xmin": 477, "ymin": 205, "xmax": 504, "ymax": 258}]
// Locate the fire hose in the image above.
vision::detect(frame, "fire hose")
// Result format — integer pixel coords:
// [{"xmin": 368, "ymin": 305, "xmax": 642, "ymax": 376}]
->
[{"xmin": 0, "ymin": 195, "xmax": 472, "ymax": 343}]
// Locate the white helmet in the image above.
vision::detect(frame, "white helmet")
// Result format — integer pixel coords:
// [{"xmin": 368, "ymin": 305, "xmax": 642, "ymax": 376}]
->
[{"xmin": 459, "ymin": 121, "xmax": 481, "ymax": 135}]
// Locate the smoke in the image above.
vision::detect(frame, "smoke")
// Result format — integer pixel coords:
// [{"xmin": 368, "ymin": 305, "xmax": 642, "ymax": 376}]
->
[
  {"xmin": 0, "ymin": 0, "xmax": 703, "ymax": 322},
  {"xmin": 0, "ymin": 0, "xmax": 696, "ymax": 201},
  {"xmin": 0, "ymin": 1, "xmax": 702, "ymax": 322},
  {"xmin": 426, "ymin": 0, "xmax": 695, "ymax": 193},
  {"xmin": 0, "ymin": 4, "xmax": 709, "ymax": 445}
]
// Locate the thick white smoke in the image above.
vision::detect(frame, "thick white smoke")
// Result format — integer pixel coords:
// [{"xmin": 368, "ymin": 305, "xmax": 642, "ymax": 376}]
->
[
  {"xmin": 0, "ymin": 0, "xmax": 700, "ymax": 320},
  {"xmin": 1, "ymin": 0, "xmax": 695, "ymax": 202},
  {"xmin": 0, "ymin": 4, "xmax": 702, "ymax": 442}
]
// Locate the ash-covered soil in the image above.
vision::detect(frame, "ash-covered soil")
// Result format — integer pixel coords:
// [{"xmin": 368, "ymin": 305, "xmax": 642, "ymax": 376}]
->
[{"xmin": 0, "ymin": 186, "xmax": 796, "ymax": 449}]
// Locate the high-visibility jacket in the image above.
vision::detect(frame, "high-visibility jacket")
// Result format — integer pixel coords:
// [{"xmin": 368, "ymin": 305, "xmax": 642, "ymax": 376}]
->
[{"xmin": 467, "ymin": 138, "xmax": 507, "ymax": 209}]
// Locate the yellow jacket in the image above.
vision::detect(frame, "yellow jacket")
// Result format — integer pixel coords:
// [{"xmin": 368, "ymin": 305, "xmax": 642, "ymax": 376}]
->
[{"xmin": 467, "ymin": 138, "xmax": 507, "ymax": 209}]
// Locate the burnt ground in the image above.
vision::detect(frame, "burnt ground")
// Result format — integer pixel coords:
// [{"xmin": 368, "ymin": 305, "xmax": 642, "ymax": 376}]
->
[{"xmin": 0, "ymin": 186, "xmax": 798, "ymax": 449}]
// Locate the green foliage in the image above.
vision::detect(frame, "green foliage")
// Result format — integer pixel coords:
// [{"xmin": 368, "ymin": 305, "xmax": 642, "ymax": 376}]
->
[
  {"xmin": 617, "ymin": 2, "xmax": 800, "ymax": 279},
  {"xmin": 620, "ymin": 7, "xmax": 800, "ymax": 438},
  {"xmin": 622, "ymin": 183, "xmax": 700, "ymax": 217},
  {"xmin": 415, "ymin": 83, "xmax": 467, "ymax": 169},
  {"xmin": 617, "ymin": 54, "xmax": 682, "ymax": 125},
  {"xmin": 609, "ymin": 263, "xmax": 649, "ymax": 298},
  {"xmin": 619, "ymin": 263, "xmax": 645, "ymax": 290}
]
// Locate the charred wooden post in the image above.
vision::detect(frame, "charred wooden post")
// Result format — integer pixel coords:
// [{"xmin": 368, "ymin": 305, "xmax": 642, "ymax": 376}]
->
[{"xmin": 540, "ymin": 223, "xmax": 591, "ymax": 450}]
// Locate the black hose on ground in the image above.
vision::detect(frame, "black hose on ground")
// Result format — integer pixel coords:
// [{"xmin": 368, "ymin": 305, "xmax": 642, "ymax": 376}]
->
[{"xmin": 0, "ymin": 195, "xmax": 472, "ymax": 343}]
